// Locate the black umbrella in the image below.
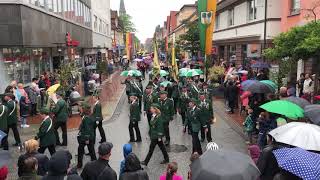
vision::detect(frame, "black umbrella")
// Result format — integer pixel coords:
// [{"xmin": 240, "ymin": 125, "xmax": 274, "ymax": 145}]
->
[
  {"xmin": 304, "ymin": 105, "xmax": 320, "ymax": 125},
  {"xmin": 191, "ymin": 150, "xmax": 260, "ymax": 180},
  {"xmin": 285, "ymin": 96, "xmax": 311, "ymax": 108},
  {"xmin": 242, "ymin": 81, "xmax": 274, "ymax": 94}
]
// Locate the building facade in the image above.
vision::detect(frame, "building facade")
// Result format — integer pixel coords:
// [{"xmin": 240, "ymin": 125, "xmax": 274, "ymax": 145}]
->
[
  {"xmin": 0, "ymin": 0, "xmax": 93, "ymax": 92},
  {"xmin": 111, "ymin": 10, "xmax": 125, "ymax": 57},
  {"xmin": 213, "ymin": 0, "xmax": 282, "ymax": 66}
]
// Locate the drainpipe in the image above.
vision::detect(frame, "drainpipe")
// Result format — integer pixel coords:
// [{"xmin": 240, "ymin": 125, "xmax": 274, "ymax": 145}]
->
[{"xmin": 263, "ymin": 0, "xmax": 268, "ymax": 59}]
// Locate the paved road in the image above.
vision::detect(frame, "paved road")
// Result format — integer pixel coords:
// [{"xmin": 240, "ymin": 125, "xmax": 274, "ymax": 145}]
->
[{"xmin": 6, "ymin": 85, "xmax": 247, "ymax": 180}]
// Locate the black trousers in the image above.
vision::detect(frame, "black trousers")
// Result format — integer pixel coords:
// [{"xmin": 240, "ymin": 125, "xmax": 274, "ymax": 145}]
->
[
  {"xmin": 77, "ymin": 139, "xmax": 96, "ymax": 166},
  {"xmin": 96, "ymin": 121, "xmax": 106, "ymax": 142},
  {"xmin": 181, "ymin": 111, "xmax": 186, "ymax": 124},
  {"xmin": 201, "ymin": 123, "xmax": 212, "ymax": 142},
  {"xmin": 8, "ymin": 123, "xmax": 21, "ymax": 144},
  {"xmin": 163, "ymin": 121, "xmax": 170, "ymax": 141},
  {"xmin": 31, "ymin": 103, "xmax": 37, "ymax": 116},
  {"xmin": 192, "ymin": 132, "xmax": 202, "ymax": 155},
  {"xmin": 129, "ymin": 122, "xmax": 141, "ymax": 141},
  {"xmin": 38, "ymin": 144, "xmax": 56, "ymax": 155},
  {"xmin": 146, "ymin": 112, "xmax": 152, "ymax": 125},
  {"xmin": 144, "ymin": 138, "xmax": 169, "ymax": 165},
  {"xmin": 138, "ymin": 96, "xmax": 142, "ymax": 112},
  {"xmin": 0, "ymin": 129, "xmax": 8, "ymax": 150},
  {"xmin": 173, "ymin": 98, "xmax": 178, "ymax": 114},
  {"xmin": 54, "ymin": 121, "xmax": 67, "ymax": 145}
]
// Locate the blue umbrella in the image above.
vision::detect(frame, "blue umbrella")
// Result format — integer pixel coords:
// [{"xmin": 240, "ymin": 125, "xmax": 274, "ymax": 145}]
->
[
  {"xmin": 241, "ymin": 80, "xmax": 259, "ymax": 89},
  {"xmin": 273, "ymin": 147, "xmax": 320, "ymax": 180},
  {"xmin": 251, "ymin": 61, "xmax": 271, "ymax": 69}
]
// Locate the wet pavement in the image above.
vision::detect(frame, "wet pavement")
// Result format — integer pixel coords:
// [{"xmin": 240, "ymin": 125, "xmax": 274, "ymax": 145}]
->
[{"xmin": 5, "ymin": 78, "xmax": 247, "ymax": 179}]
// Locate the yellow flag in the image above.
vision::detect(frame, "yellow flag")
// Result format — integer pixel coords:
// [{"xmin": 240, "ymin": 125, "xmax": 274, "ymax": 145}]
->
[
  {"xmin": 171, "ymin": 47, "xmax": 178, "ymax": 81},
  {"xmin": 153, "ymin": 42, "xmax": 160, "ymax": 77}
]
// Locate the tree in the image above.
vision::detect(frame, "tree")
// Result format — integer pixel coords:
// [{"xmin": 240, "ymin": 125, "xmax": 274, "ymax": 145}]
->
[
  {"xmin": 303, "ymin": 0, "xmax": 320, "ymax": 21},
  {"xmin": 119, "ymin": 14, "xmax": 136, "ymax": 33},
  {"xmin": 176, "ymin": 22, "xmax": 200, "ymax": 56}
]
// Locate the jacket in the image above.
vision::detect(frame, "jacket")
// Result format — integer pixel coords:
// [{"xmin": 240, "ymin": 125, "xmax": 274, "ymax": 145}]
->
[
  {"xmin": 20, "ymin": 96, "xmax": 29, "ymax": 117},
  {"xmin": 158, "ymin": 98, "xmax": 174, "ymax": 122},
  {"xmin": 130, "ymin": 101, "xmax": 141, "ymax": 122},
  {"xmin": 5, "ymin": 99, "xmax": 18, "ymax": 125},
  {"xmin": 0, "ymin": 105, "xmax": 8, "ymax": 130},
  {"xmin": 120, "ymin": 144, "xmax": 132, "ymax": 175},
  {"xmin": 198, "ymin": 99, "xmax": 213, "ymax": 123},
  {"xmin": 81, "ymin": 158, "xmax": 117, "ymax": 180},
  {"xmin": 78, "ymin": 115, "xmax": 95, "ymax": 141},
  {"xmin": 37, "ymin": 116, "xmax": 56, "ymax": 147},
  {"xmin": 17, "ymin": 173, "xmax": 41, "ymax": 180},
  {"xmin": 185, "ymin": 106, "xmax": 206, "ymax": 133},
  {"xmin": 257, "ymin": 145, "xmax": 282, "ymax": 180},
  {"xmin": 119, "ymin": 153, "xmax": 149, "ymax": 180},
  {"xmin": 92, "ymin": 101, "xmax": 103, "ymax": 122},
  {"xmin": 244, "ymin": 114, "xmax": 255, "ymax": 132},
  {"xmin": 51, "ymin": 99, "xmax": 68, "ymax": 122},
  {"xmin": 149, "ymin": 114, "xmax": 164, "ymax": 140},
  {"xmin": 18, "ymin": 152, "xmax": 49, "ymax": 176}
]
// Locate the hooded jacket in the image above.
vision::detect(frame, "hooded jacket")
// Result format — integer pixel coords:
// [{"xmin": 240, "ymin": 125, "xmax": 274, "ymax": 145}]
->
[
  {"xmin": 120, "ymin": 144, "xmax": 132, "ymax": 175},
  {"xmin": 119, "ymin": 153, "xmax": 149, "ymax": 180}
]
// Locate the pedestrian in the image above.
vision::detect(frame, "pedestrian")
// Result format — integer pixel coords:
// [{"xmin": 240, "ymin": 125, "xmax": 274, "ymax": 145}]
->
[
  {"xmin": 17, "ymin": 139, "xmax": 49, "ymax": 177},
  {"xmin": 187, "ymin": 153, "xmax": 200, "ymax": 180},
  {"xmin": 42, "ymin": 150, "xmax": 82, "ymax": 180},
  {"xmin": 122, "ymin": 76, "xmax": 133, "ymax": 103},
  {"xmin": 19, "ymin": 96, "xmax": 29, "ymax": 128},
  {"xmin": 77, "ymin": 102, "xmax": 97, "ymax": 168},
  {"xmin": 202, "ymin": 83, "xmax": 212, "ymax": 101},
  {"xmin": 52, "ymin": 93, "xmax": 68, "ymax": 146},
  {"xmin": 171, "ymin": 81, "xmax": 179, "ymax": 114},
  {"xmin": 3, "ymin": 93, "xmax": 22, "ymax": 147},
  {"xmin": 302, "ymin": 73, "xmax": 314, "ymax": 102},
  {"xmin": 17, "ymin": 157, "xmax": 42, "ymax": 180},
  {"xmin": 243, "ymin": 107, "xmax": 255, "ymax": 144},
  {"xmin": 141, "ymin": 103, "xmax": 169, "ymax": 166},
  {"xmin": 17, "ymin": 83, "xmax": 29, "ymax": 103},
  {"xmin": 178, "ymin": 86, "xmax": 190, "ymax": 132},
  {"xmin": 185, "ymin": 98, "xmax": 207, "ymax": 155},
  {"xmin": 225, "ymin": 80, "xmax": 238, "ymax": 114},
  {"xmin": 158, "ymin": 91, "xmax": 174, "ymax": 146},
  {"xmin": 130, "ymin": 78, "xmax": 143, "ymax": 111},
  {"xmin": 29, "ymin": 78, "xmax": 40, "ymax": 116},
  {"xmin": 198, "ymin": 92, "xmax": 213, "ymax": 143},
  {"xmin": 120, "ymin": 143, "xmax": 132, "ymax": 175},
  {"xmin": 257, "ymin": 112, "xmax": 271, "ymax": 150},
  {"xmin": 0, "ymin": 102, "xmax": 8, "ymax": 150},
  {"xmin": 189, "ymin": 80, "xmax": 200, "ymax": 99},
  {"xmin": 159, "ymin": 162, "xmax": 183, "ymax": 180},
  {"xmin": 35, "ymin": 108, "xmax": 56, "ymax": 155},
  {"xmin": 143, "ymin": 86, "xmax": 154, "ymax": 125},
  {"xmin": 92, "ymin": 95, "xmax": 106, "ymax": 143},
  {"xmin": 81, "ymin": 142, "xmax": 117, "ymax": 180},
  {"xmin": 119, "ymin": 153, "xmax": 149, "ymax": 180},
  {"xmin": 128, "ymin": 94, "xmax": 142, "ymax": 142},
  {"xmin": 297, "ymin": 73, "xmax": 305, "ymax": 97}
]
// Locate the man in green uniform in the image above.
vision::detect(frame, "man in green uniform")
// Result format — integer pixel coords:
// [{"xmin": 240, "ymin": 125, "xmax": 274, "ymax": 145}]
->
[
  {"xmin": 129, "ymin": 94, "xmax": 142, "ymax": 142},
  {"xmin": 158, "ymin": 91, "xmax": 174, "ymax": 146},
  {"xmin": 202, "ymin": 83, "xmax": 213, "ymax": 101},
  {"xmin": 171, "ymin": 81, "xmax": 179, "ymax": 114},
  {"xmin": 130, "ymin": 78, "xmax": 143, "ymax": 112},
  {"xmin": 188, "ymin": 80, "xmax": 200, "ymax": 99},
  {"xmin": 143, "ymin": 86, "xmax": 155, "ymax": 125},
  {"xmin": 198, "ymin": 92, "xmax": 213, "ymax": 142},
  {"xmin": 185, "ymin": 98, "xmax": 207, "ymax": 155},
  {"xmin": 4, "ymin": 93, "xmax": 21, "ymax": 147},
  {"xmin": 0, "ymin": 102, "xmax": 8, "ymax": 150},
  {"xmin": 153, "ymin": 85, "xmax": 166, "ymax": 104},
  {"xmin": 77, "ymin": 102, "xmax": 97, "ymax": 168},
  {"xmin": 51, "ymin": 93, "xmax": 68, "ymax": 146},
  {"xmin": 36, "ymin": 108, "xmax": 56, "ymax": 155},
  {"xmin": 92, "ymin": 95, "xmax": 106, "ymax": 143},
  {"xmin": 178, "ymin": 86, "xmax": 191, "ymax": 133}
]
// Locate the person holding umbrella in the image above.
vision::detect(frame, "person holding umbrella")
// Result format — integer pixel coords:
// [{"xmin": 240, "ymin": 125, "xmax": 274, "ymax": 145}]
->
[
  {"xmin": 141, "ymin": 103, "xmax": 169, "ymax": 166},
  {"xmin": 128, "ymin": 94, "xmax": 142, "ymax": 142},
  {"xmin": 185, "ymin": 98, "xmax": 207, "ymax": 155}
]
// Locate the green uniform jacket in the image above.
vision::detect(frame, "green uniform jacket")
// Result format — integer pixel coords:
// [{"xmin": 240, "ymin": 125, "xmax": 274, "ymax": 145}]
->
[
  {"xmin": 37, "ymin": 116, "xmax": 56, "ymax": 147},
  {"xmin": 171, "ymin": 84, "xmax": 180, "ymax": 99},
  {"xmin": 189, "ymin": 83, "xmax": 200, "ymax": 100},
  {"xmin": 78, "ymin": 115, "xmax": 95, "ymax": 141},
  {"xmin": 5, "ymin": 100, "xmax": 18, "ymax": 125},
  {"xmin": 130, "ymin": 101, "xmax": 141, "ymax": 122},
  {"xmin": 52, "ymin": 99, "xmax": 68, "ymax": 123},
  {"xmin": 202, "ymin": 88, "xmax": 213, "ymax": 101},
  {"xmin": 92, "ymin": 102, "xmax": 103, "ymax": 122},
  {"xmin": 149, "ymin": 114, "xmax": 164, "ymax": 140},
  {"xmin": 198, "ymin": 99, "xmax": 214, "ymax": 123},
  {"xmin": 0, "ymin": 105, "xmax": 8, "ymax": 130},
  {"xmin": 130, "ymin": 81, "xmax": 143, "ymax": 97},
  {"xmin": 159, "ymin": 98, "xmax": 174, "ymax": 122},
  {"xmin": 178, "ymin": 91, "xmax": 191, "ymax": 113},
  {"xmin": 185, "ymin": 107, "xmax": 207, "ymax": 133},
  {"xmin": 143, "ymin": 92, "xmax": 154, "ymax": 112}
]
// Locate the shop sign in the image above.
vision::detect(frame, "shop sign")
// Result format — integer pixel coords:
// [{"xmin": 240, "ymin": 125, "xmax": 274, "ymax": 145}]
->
[
  {"xmin": 66, "ymin": 32, "xmax": 80, "ymax": 47},
  {"xmin": 2, "ymin": 56, "xmax": 30, "ymax": 62}
]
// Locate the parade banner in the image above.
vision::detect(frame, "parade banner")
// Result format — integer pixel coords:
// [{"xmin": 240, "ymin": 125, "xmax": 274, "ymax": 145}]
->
[
  {"xmin": 171, "ymin": 34, "xmax": 178, "ymax": 81},
  {"xmin": 153, "ymin": 41, "xmax": 161, "ymax": 77}
]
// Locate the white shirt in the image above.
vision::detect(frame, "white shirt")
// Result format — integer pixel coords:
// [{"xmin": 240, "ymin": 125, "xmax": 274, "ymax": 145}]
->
[{"xmin": 303, "ymin": 78, "xmax": 314, "ymax": 94}]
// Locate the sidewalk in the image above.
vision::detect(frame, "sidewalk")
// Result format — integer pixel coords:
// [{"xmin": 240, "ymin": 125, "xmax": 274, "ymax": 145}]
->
[{"xmin": 25, "ymin": 70, "xmax": 125, "ymax": 133}]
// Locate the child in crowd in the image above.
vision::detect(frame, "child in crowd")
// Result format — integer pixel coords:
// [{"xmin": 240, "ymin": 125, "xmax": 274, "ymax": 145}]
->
[
  {"xmin": 243, "ymin": 107, "xmax": 255, "ymax": 144},
  {"xmin": 19, "ymin": 96, "xmax": 29, "ymax": 128}
]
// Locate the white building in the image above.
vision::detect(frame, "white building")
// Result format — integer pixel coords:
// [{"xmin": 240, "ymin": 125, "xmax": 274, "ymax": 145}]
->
[{"xmin": 213, "ymin": 0, "xmax": 282, "ymax": 66}]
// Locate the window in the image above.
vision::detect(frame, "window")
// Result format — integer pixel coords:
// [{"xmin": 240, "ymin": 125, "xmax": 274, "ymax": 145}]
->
[
  {"xmin": 38, "ymin": 0, "xmax": 45, "ymax": 8},
  {"xmin": 106, "ymin": 24, "xmax": 109, "ymax": 35},
  {"xmin": 29, "ymin": 0, "xmax": 36, "ymax": 5},
  {"xmin": 248, "ymin": 0, "xmax": 257, "ymax": 21},
  {"xmin": 99, "ymin": 19, "xmax": 102, "ymax": 32},
  {"xmin": 215, "ymin": 14, "xmax": 220, "ymax": 30},
  {"xmin": 47, "ymin": 0, "xmax": 53, "ymax": 12},
  {"xmin": 57, "ymin": 0, "xmax": 62, "ymax": 14},
  {"xmin": 228, "ymin": 8, "xmax": 234, "ymax": 26},
  {"xmin": 53, "ymin": 0, "xmax": 58, "ymax": 13},
  {"xmin": 94, "ymin": 15, "xmax": 98, "ymax": 31},
  {"xmin": 291, "ymin": 0, "xmax": 300, "ymax": 15}
]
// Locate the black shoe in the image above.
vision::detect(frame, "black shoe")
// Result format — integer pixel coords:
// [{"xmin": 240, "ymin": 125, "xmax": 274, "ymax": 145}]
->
[
  {"xmin": 140, "ymin": 161, "xmax": 147, "ymax": 166},
  {"xmin": 129, "ymin": 139, "xmax": 135, "ymax": 142},
  {"xmin": 56, "ymin": 142, "xmax": 62, "ymax": 146},
  {"xmin": 135, "ymin": 139, "xmax": 142, "ymax": 142},
  {"xmin": 13, "ymin": 143, "xmax": 20, "ymax": 146},
  {"xmin": 85, "ymin": 153, "xmax": 90, "ymax": 156},
  {"xmin": 160, "ymin": 160, "xmax": 169, "ymax": 164},
  {"xmin": 164, "ymin": 140, "xmax": 170, "ymax": 146}
]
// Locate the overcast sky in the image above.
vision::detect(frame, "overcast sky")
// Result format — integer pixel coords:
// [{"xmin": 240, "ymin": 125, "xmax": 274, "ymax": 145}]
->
[{"xmin": 110, "ymin": 0, "xmax": 197, "ymax": 43}]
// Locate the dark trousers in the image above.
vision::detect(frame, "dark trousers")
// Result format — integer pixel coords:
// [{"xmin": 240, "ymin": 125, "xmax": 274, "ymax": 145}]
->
[
  {"xmin": 8, "ymin": 123, "xmax": 21, "ymax": 144},
  {"xmin": 192, "ymin": 132, "xmax": 202, "ymax": 155},
  {"xmin": 138, "ymin": 96, "xmax": 142, "ymax": 112},
  {"xmin": 181, "ymin": 111, "xmax": 186, "ymax": 124},
  {"xmin": 146, "ymin": 112, "xmax": 152, "ymax": 125},
  {"xmin": 163, "ymin": 121, "xmax": 170, "ymax": 141},
  {"xmin": 173, "ymin": 98, "xmax": 178, "ymax": 114},
  {"xmin": 144, "ymin": 138, "xmax": 169, "ymax": 165},
  {"xmin": 96, "ymin": 121, "xmax": 106, "ymax": 142},
  {"xmin": 129, "ymin": 122, "xmax": 141, "ymax": 141},
  {"xmin": 38, "ymin": 144, "xmax": 56, "ymax": 155},
  {"xmin": 0, "ymin": 129, "xmax": 8, "ymax": 150},
  {"xmin": 54, "ymin": 121, "xmax": 67, "ymax": 145},
  {"xmin": 31, "ymin": 103, "xmax": 37, "ymax": 116},
  {"xmin": 77, "ymin": 139, "xmax": 96, "ymax": 166},
  {"xmin": 228, "ymin": 100, "xmax": 235, "ymax": 113},
  {"xmin": 201, "ymin": 123, "xmax": 212, "ymax": 142}
]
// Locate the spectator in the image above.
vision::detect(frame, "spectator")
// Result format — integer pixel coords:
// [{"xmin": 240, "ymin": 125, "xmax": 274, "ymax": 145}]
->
[
  {"xmin": 17, "ymin": 83, "xmax": 29, "ymax": 103},
  {"xmin": 42, "ymin": 150, "xmax": 81, "ymax": 180},
  {"xmin": 159, "ymin": 162, "xmax": 183, "ymax": 180},
  {"xmin": 243, "ymin": 107, "xmax": 255, "ymax": 144},
  {"xmin": 29, "ymin": 78, "xmax": 40, "ymax": 116},
  {"xmin": 257, "ymin": 112, "xmax": 271, "ymax": 150},
  {"xmin": 120, "ymin": 144, "xmax": 132, "ymax": 175},
  {"xmin": 225, "ymin": 81, "xmax": 238, "ymax": 114},
  {"xmin": 279, "ymin": 87, "xmax": 288, "ymax": 100},
  {"xmin": 81, "ymin": 142, "xmax": 117, "ymax": 180},
  {"xmin": 303, "ymin": 73, "xmax": 314, "ymax": 102},
  {"xmin": 119, "ymin": 153, "xmax": 149, "ymax": 180},
  {"xmin": 17, "ymin": 157, "xmax": 42, "ymax": 180},
  {"xmin": 18, "ymin": 139, "xmax": 49, "ymax": 177},
  {"xmin": 38, "ymin": 75, "xmax": 47, "ymax": 107},
  {"xmin": 297, "ymin": 73, "xmax": 305, "ymax": 97},
  {"xmin": 0, "ymin": 166, "xmax": 8, "ymax": 180},
  {"xmin": 19, "ymin": 96, "xmax": 29, "ymax": 128}
]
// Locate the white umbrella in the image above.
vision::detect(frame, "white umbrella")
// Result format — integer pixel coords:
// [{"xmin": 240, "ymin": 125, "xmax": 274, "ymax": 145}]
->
[{"xmin": 269, "ymin": 122, "xmax": 320, "ymax": 151}]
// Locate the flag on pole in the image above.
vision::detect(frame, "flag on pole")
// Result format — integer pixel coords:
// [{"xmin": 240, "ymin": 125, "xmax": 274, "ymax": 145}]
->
[
  {"xmin": 152, "ymin": 41, "xmax": 160, "ymax": 78},
  {"xmin": 171, "ymin": 34, "xmax": 178, "ymax": 81}
]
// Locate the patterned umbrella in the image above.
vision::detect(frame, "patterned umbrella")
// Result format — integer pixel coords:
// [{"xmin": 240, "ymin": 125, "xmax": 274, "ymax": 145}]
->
[
  {"xmin": 243, "ymin": 81, "xmax": 275, "ymax": 94},
  {"xmin": 260, "ymin": 80, "xmax": 278, "ymax": 90},
  {"xmin": 304, "ymin": 105, "xmax": 320, "ymax": 125},
  {"xmin": 285, "ymin": 96, "xmax": 311, "ymax": 108},
  {"xmin": 273, "ymin": 147, "xmax": 320, "ymax": 180}
]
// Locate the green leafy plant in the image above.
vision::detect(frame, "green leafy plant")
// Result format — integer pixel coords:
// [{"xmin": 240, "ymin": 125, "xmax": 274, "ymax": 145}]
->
[{"xmin": 208, "ymin": 66, "xmax": 225, "ymax": 82}]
